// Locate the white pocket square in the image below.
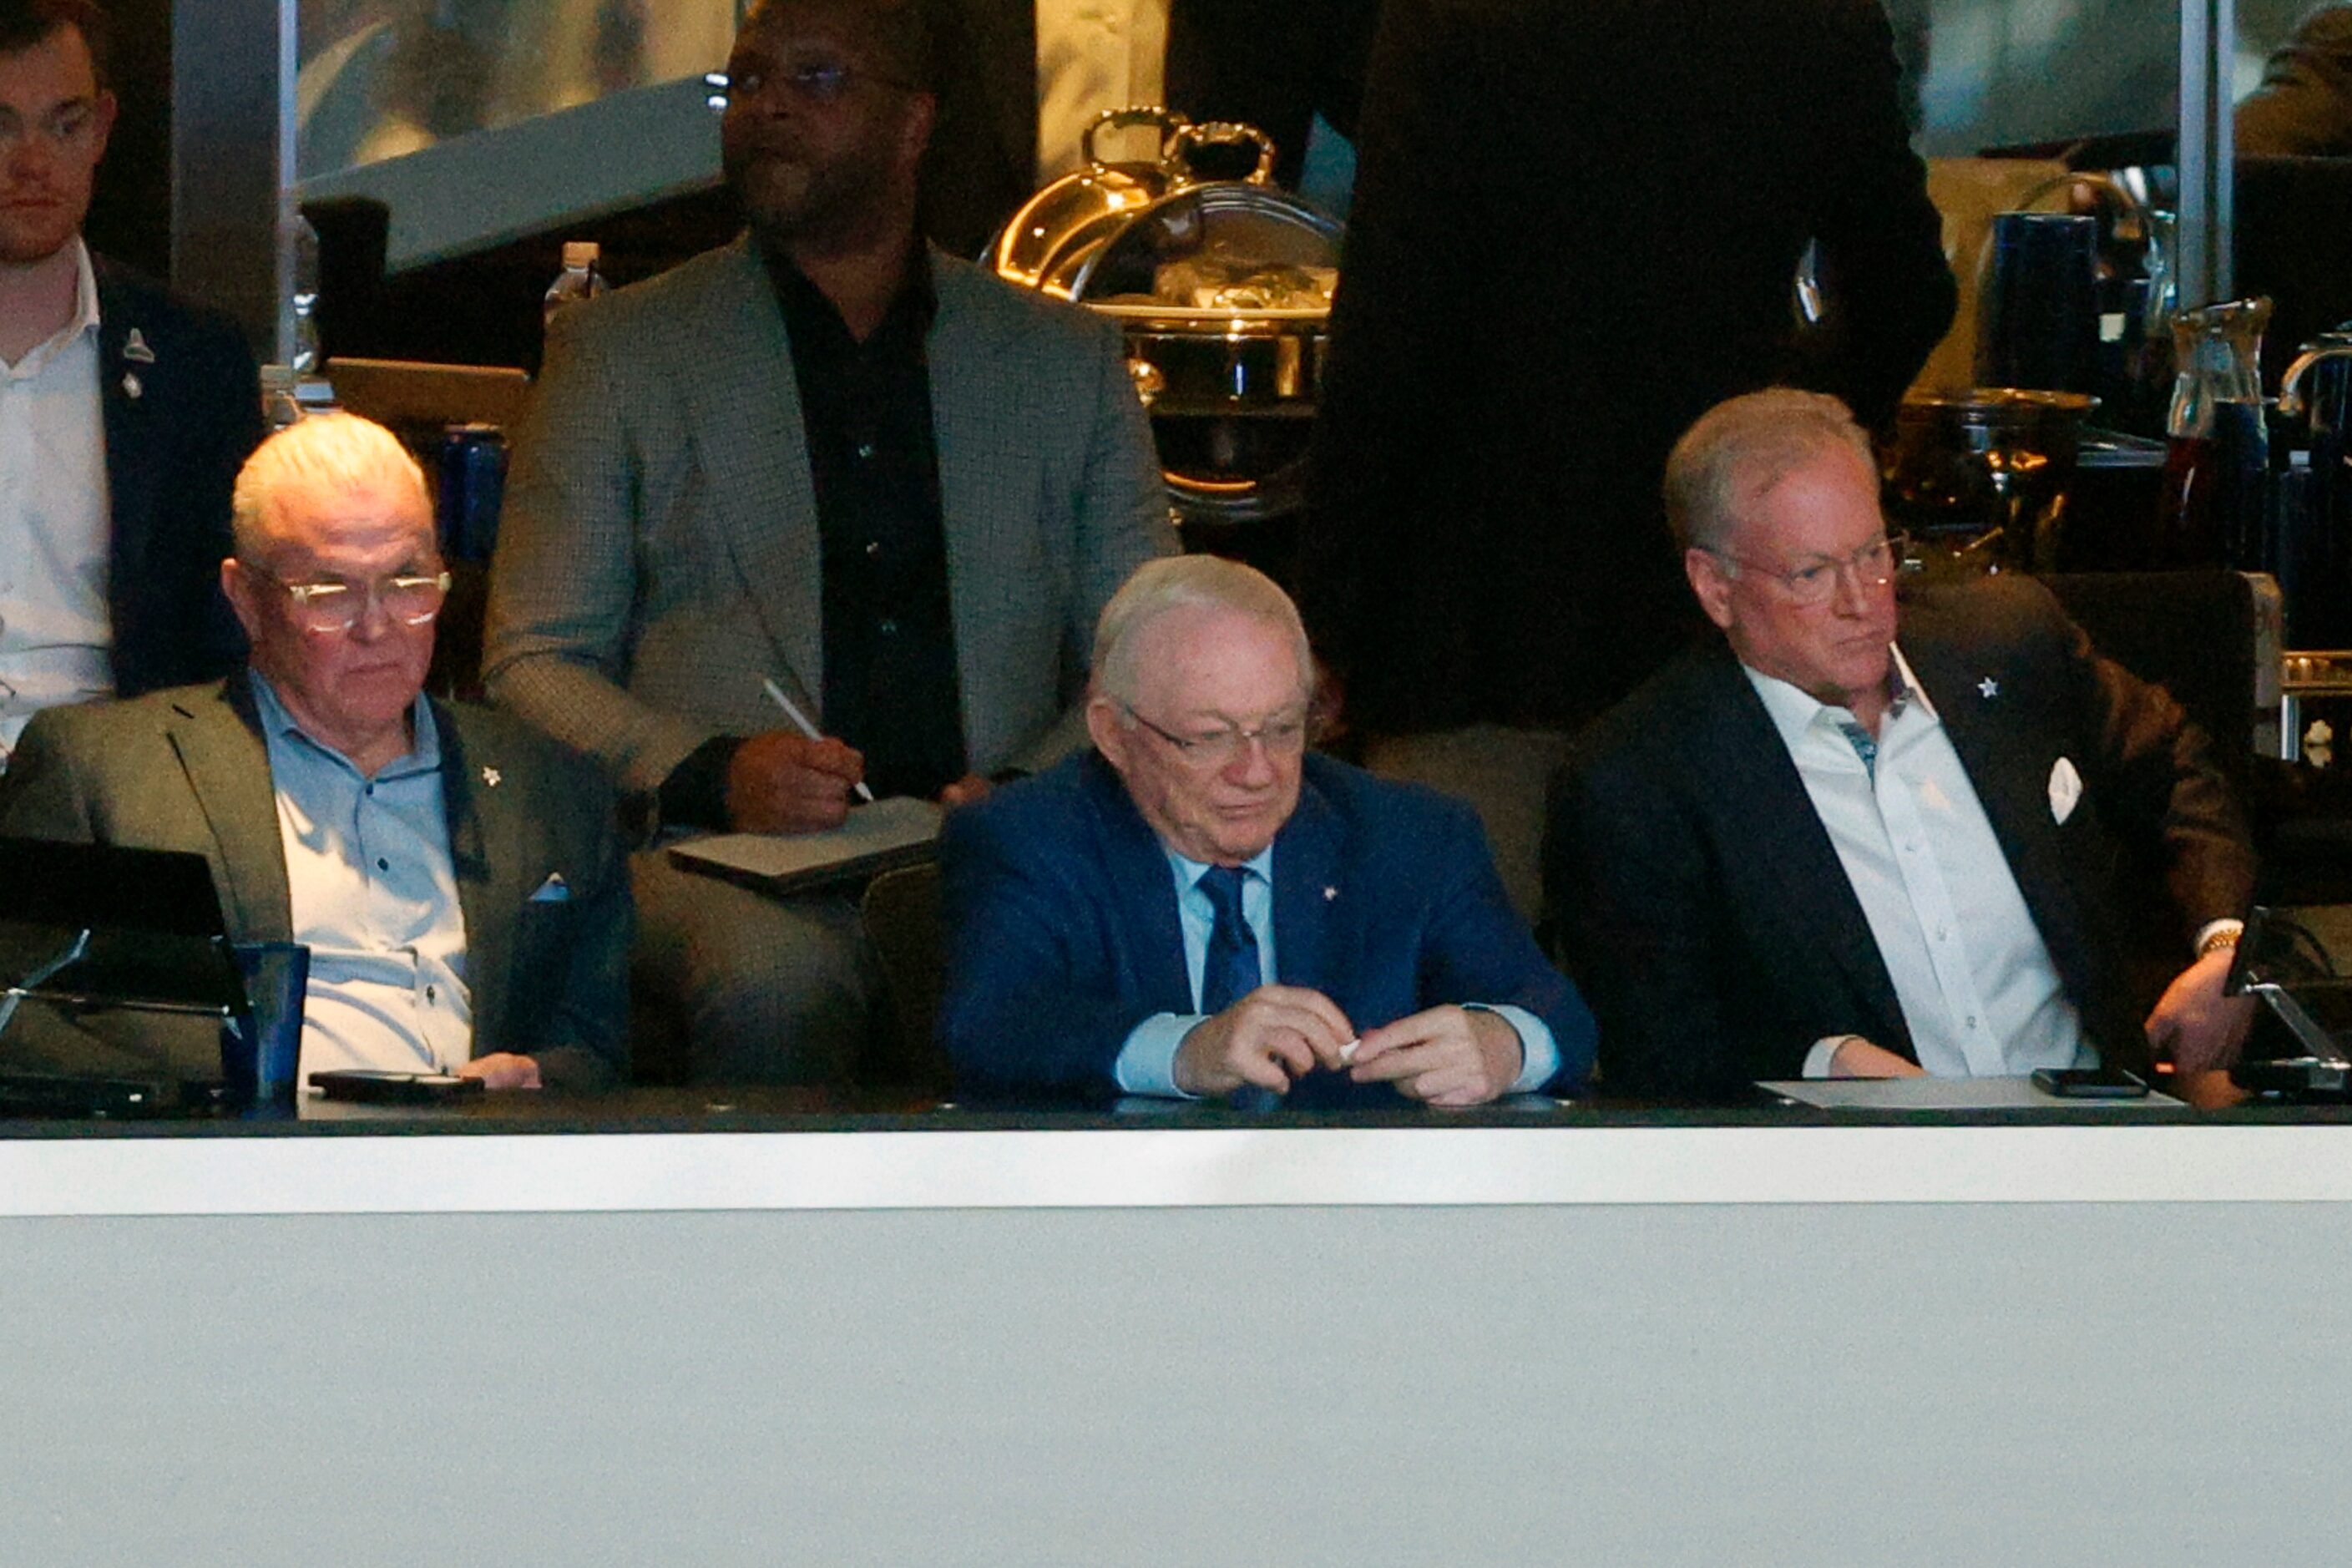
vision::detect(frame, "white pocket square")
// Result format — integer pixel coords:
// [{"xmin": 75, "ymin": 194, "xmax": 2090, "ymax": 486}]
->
[
  {"xmin": 2047, "ymin": 757, "xmax": 2083, "ymax": 824},
  {"xmin": 529, "ymin": 873, "xmax": 571, "ymax": 904}
]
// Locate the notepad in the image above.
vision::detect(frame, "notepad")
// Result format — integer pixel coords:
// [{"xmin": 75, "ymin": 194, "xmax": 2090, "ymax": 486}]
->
[
  {"xmin": 668, "ymin": 797, "xmax": 944, "ymax": 895},
  {"xmin": 1761, "ymin": 1075, "xmax": 2183, "ymax": 1110}
]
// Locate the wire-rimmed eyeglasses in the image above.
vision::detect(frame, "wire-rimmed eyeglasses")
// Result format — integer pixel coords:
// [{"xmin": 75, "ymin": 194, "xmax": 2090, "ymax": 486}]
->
[
  {"xmin": 1703, "ymin": 534, "xmax": 1906, "ymax": 609},
  {"xmin": 1121, "ymin": 704, "xmax": 1311, "ymax": 769}
]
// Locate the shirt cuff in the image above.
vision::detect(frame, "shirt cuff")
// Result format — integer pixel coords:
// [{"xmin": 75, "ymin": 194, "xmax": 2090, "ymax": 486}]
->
[
  {"xmin": 1804, "ymin": 1036, "xmax": 1861, "ymax": 1079},
  {"xmin": 1467, "ymin": 1004, "xmax": 1558, "ymax": 1095},
  {"xmin": 2193, "ymin": 918, "xmax": 2246, "ymax": 956},
  {"xmin": 1115, "ymin": 1013, "xmax": 1207, "ymax": 1099}
]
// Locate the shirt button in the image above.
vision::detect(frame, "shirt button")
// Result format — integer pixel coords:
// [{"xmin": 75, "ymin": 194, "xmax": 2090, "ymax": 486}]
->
[
  {"xmin": 879, "ymin": 618, "xmax": 899, "ymax": 635},
  {"xmin": 426, "ymin": 985, "xmax": 437, "ymax": 1004},
  {"xmin": 1935, "ymin": 926, "xmax": 1948, "ymax": 941},
  {"xmin": 1966, "ymin": 1016, "xmax": 1979, "ymax": 1030},
  {"xmin": 376, "ymin": 857, "xmax": 389, "ymax": 872},
  {"xmin": 864, "ymin": 540, "xmax": 881, "ymax": 557},
  {"xmin": 855, "ymin": 442, "xmax": 876, "ymax": 460}
]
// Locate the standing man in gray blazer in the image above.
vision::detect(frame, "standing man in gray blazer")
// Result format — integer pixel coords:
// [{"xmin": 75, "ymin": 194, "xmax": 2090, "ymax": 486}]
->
[{"xmin": 484, "ymin": 0, "xmax": 1172, "ymax": 1085}]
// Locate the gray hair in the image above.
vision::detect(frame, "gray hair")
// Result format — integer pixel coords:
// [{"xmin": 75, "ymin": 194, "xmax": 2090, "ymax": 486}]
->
[
  {"xmin": 1090, "ymin": 555, "xmax": 1313, "ymax": 706},
  {"xmin": 1662, "ymin": 388, "xmax": 1877, "ymax": 554},
  {"xmin": 230, "ymin": 412, "xmax": 430, "ymax": 559}
]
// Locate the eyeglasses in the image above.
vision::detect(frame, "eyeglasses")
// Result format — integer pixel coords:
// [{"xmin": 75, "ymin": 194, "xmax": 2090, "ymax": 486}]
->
[
  {"xmin": 242, "ymin": 561, "xmax": 451, "ymax": 636},
  {"xmin": 1706, "ymin": 535, "xmax": 1905, "ymax": 609},
  {"xmin": 1122, "ymin": 704, "xmax": 1310, "ymax": 769},
  {"xmin": 711, "ymin": 58, "xmax": 923, "ymax": 109},
  {"xmin": 0, "ymin": 100, "xmax": 105, "ymax": 158}
]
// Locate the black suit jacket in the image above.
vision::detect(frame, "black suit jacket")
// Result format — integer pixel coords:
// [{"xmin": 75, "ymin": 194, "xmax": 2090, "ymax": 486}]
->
[
  {"xmin": 1300, "ymin": 0, "xmax": 1959, "ymax": 735},
  {"xmin": 92, "ymin": 259, "xmax": 263, "ymax": 696},
  {"xmin": 918, "ymin": 0, "xmax": 1378, "ymax": 256},
  {"xmin": 1545, "ymin": 577, "xmax": 2257, "ymax": 1102}
]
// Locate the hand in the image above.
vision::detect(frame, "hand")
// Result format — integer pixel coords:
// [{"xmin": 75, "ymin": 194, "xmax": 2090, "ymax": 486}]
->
[
  {"xmin": 726, "ymin": 730, "xmax": 866, "ymax": 834},
  {"xmin": 1174, "ymin": 985, "xmax": 1356, "ymax": 1097},
  {"xmin": 1348, "ymin": 1004, "xmax": 1524, "ymax": 1107},
  {"xmin": 1828, "ymin": 1038, "xmax": 1925, "ymax": 1078},
  {"xmin": 2145, "ymin": 945, "xmax": 2256, "ymax": 1076},
  {"xmin": 938, "ymin": 773, "xmax": 993, "ymax": 810},
  {"xmin": 458, "ymin": 1052, "xmax": 543, "ymax": 1090}
]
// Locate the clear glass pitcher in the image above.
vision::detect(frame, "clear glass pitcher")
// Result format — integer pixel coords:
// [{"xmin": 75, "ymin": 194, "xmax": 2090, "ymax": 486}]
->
[{"xmin": 2157, "ymin": 296, "xmax": 2272, "ymax": 567}]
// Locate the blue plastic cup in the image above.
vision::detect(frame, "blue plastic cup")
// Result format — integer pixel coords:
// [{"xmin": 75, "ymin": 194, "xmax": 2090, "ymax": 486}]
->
[{"xmin": 223, "ymin": 942, "xmax": 310, "ymax": 1110}]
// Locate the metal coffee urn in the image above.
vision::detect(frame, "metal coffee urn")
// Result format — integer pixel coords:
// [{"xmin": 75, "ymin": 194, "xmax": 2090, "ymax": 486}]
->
[{"xmin": 989, "ymin": 108, "xmax": 1342, "ymax": 576}]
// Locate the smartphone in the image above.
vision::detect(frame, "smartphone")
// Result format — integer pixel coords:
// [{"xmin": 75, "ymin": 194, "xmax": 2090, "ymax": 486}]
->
[
  {"xmin": 308, "ymin": 1070, "xmax": 485, "ymax": 1105},
  {"xmin": 2031, "ymin": 1066, "xmax": 2150, "ymax": 1100}
]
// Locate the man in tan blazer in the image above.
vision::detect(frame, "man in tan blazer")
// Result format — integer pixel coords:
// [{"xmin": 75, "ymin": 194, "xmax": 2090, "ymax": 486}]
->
[
  {"xmin": 484, "ymin": 0, "xmax": 1171, "ymax": 1085},
  {"xmin": 0, "ymin": 413, "xmax": 630, "ymax": 1090}
]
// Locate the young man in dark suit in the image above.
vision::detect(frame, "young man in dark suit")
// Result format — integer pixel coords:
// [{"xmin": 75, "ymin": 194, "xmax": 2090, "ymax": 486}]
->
[
  {"xmin": 1546, "ymin": 390, "xmax": 2258, "ymax": 1103},
  {"xmin": 939, "ymin": 554, "xmax": 1596, "ymax": 1107},
  {"xmin": 0, "ymin": 0, "xmax": 261, "ymax": 764}
]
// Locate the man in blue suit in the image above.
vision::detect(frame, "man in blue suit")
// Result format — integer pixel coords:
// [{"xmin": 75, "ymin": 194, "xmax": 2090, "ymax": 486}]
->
[
  {"xmin": 0, "ymin": 0, "xmax": 260, "ymax": 764},
  {"xmin": 939, "ymin": 555, "xmax": 1596, "ymax": 1107}
]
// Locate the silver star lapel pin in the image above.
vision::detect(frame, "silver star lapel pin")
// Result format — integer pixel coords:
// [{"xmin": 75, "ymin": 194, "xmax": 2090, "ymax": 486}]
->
[
  {"xmin": 1978, "ymin": 677, "xmax": 2000, "ymax": 700},
  {"xmin": 123, "ymin": 328, "xmax": 157, "ymax": 364},
  {"xmin": 482, "ymin": 766, "xmax": 501, "ymax": 788}
]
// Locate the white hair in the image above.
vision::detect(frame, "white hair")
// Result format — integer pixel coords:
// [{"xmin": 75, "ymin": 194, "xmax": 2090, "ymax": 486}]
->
[
  {"xmin": 1662, "ymin": 388, "xmax": 1877, "ymax": 554},
  {"xmin": 1090, "ymin": 555, "xmax": 1313, "ymax": 706},
  {"xmin": 230, "ymin": 412, "xmax": 430, "ymax": 559}
]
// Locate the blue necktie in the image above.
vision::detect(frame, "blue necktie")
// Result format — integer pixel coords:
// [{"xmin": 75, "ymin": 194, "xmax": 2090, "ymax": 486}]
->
[{"xmin": 1197, "ymin": 864, "xmax": 1262, "ymax": 1014}]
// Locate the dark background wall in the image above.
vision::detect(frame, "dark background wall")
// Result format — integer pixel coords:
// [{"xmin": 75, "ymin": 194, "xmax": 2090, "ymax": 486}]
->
[{"xmin": 85, "ymin": 0, "xmax": 173, "ymax": 281}]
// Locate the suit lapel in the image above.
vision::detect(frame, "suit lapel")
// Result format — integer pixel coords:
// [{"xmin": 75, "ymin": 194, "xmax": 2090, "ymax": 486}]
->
[
  {"xmin": 433, "ymin": 703, "xmax": 513, "ymax": 1051},
  {"xmin": 928, "ymin": 258, "xmax": 1027, "ymax": 755},
  {"xmin": 94, "ymin": 268, "xmax": 158, "ymax": 600},
  {"xmin": 1084, "ymin": 755, "xmax": 1195, "ymax": 1013},
  {"xmin": 1692, "ymin": 646, "xmax": 1912, "ymax": 1050},
  {"xmin": 680, "ymin": 236, "xmax": 827, "ymax": 715},
  {"xmin": 1269, "ymin": 774, "xmax": 1342, "ymax": 996},
  {"xmin": 166, "ymin": 677, "xmax": 293, "ymax": 942},
  {"xmin": 1904, "ymin": 633, "xmax": 2100, "ymax": 999}
]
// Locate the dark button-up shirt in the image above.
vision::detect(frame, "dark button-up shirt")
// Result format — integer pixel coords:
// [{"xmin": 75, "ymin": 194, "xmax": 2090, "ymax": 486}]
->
[
  {"xmin": 770, "ymin": 244, "xmax": 969, "ymax": 801},
  {"xmin": 657, "ymin": 246, "xmax": 972, "ymax": 828}
]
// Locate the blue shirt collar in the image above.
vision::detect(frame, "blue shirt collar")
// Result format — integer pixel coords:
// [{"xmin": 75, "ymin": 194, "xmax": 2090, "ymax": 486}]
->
[
  {"xmin": 249, "ymin": 670, "xmax": 441, "ymax": 781},
  {"xmin": 1165, "ymin": 842, "xmax": 1277, "ymax": 889}
]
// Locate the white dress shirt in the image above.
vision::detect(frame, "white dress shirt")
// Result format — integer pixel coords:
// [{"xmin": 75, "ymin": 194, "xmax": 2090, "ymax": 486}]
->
[
  {"xmin": 1745, "ymin": 650, "xmax": 2096, "ymax": 1079},
  {"xmin": 1113, "ymin": 842, "xmax": 1561, "ymax": 1097},
  {"xmin": 1035, "ymin": 0, "xmax": 1172, "ymax": 181},
  {"xmin": 252, "ymin": 675, "xmax": 474, "ymax": 1082},
  {"xmin": 0, "ymin": 239, "xmax": 114, "ymax": 758}
]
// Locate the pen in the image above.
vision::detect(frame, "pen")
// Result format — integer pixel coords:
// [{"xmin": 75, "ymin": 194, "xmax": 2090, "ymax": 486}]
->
[{"xmin": 761, "ymin": 677, "xmax": 876, "ymax": 803}]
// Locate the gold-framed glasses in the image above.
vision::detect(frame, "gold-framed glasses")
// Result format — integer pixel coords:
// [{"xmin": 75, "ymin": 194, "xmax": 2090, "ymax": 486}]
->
[
  {"xmin": 242, "ymin": 562, "xmax": 451, "ymax": 635},
  {"xmin": 1122, "ymin": 704, "xmax": 1310, "ymax": 769},
  {"xmin": 1707, "ymin": 535, "xmax": 1904, "ymax": 609}
]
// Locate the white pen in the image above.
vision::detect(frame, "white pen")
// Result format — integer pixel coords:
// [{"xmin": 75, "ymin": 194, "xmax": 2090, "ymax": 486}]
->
[{"xmin": 761, "ymin": 677, "xmax": 876, "ymax": 803}]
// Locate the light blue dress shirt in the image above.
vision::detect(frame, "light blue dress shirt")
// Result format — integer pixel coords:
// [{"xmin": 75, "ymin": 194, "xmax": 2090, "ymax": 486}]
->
[
  {"xmin": 1743, "ymin": 650, "xmax": 2092, "ymax": 1079},
  {"xmin": 1112, "ymin": 843, "xmax": 1560, "ymax": 1097},
  {"xmin": 251, "ymin": 675, "xmax": 473, "ymax": 1080}
]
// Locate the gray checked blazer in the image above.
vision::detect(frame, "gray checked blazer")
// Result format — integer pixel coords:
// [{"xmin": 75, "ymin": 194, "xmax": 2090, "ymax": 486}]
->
[{"xmin": 482, "ymin": 235, "xmax": 1175, "ymax": 800}]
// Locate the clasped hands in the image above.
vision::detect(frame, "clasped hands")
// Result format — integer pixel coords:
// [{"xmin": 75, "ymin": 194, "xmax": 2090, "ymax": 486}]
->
[
  {"xmin": 1172, "ymin": 986, "xmax": 1525, "ymax": 1106},
  {"xmin": 724, "ymin": 730, "xmax": 990, "ymax": 833}
]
